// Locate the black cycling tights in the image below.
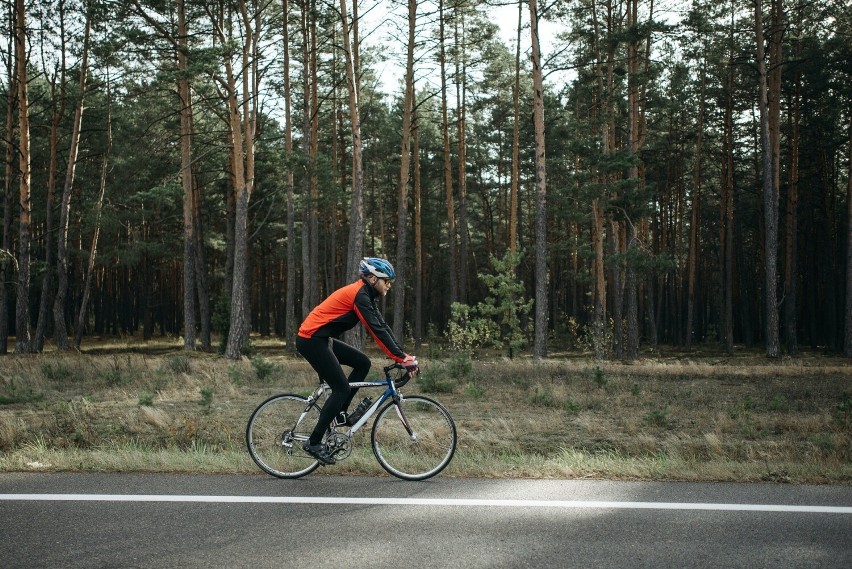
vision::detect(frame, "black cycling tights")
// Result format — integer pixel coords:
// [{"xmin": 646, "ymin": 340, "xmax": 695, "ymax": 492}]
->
[{"xmin": 296, "ymin": 336, "xmax": 371, "ymax": 445}]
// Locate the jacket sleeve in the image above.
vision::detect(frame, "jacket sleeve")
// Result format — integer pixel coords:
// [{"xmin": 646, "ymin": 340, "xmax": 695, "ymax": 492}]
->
[{"xmin": 353, "ymin": 285, "xmax": 406, "ymax": 362}]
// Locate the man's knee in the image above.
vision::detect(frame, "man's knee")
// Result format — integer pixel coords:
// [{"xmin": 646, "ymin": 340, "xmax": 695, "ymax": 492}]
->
[
  {"xmin": 349, "ymin": 358, "xmax": 371, "ymax": 382},
  {"xmin": 337, "ymin": 383, "xmax": 352, "ymax": 399}
]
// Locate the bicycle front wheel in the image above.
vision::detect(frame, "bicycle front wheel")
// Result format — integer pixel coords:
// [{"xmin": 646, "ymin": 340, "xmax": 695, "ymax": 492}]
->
[
  {"xmin": 246, "ymin": 394, "xmax": 321, "ymax": 479},
  {"xmin": 371, "ymin": 395, "xmax": 457, "ymax": 481}
]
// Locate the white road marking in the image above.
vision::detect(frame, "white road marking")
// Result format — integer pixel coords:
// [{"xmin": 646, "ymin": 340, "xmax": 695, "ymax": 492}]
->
[{"xmin": 0, "ymin": 494, "xmax": 850, "ymax": 514}]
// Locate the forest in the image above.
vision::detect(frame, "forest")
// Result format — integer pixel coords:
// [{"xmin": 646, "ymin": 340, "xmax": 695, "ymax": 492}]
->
[{"xmin": 0, "ymin": 0, "xmax": 850, "ymax": 360}]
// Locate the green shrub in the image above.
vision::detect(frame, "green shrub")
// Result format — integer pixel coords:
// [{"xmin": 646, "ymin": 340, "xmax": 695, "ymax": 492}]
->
[
  {"xmin": 837, "ymin": 392, "xmax": 852, "ymax": 414},
  {"xmin": 227, "ymin": 365, "xmax": 245, "ymax": 385},
  {"xmin": 445, "ymin": 252, "xmax": 533, "ymax": 358},
  {"xmin": 199, "ymin": 387, "xmax": 214, "ymax": 413},
  {"xmin": 475, "ymin": 251, "xmax": 534, "ymax": 358},
  {"xmin": 446, "ymin": 303, "xmax": 498, "ymax": 353},
  {"xmin": 99, "ymin": 367, "xmax": 124, "ymax": 386},
  {"xmin": 167, "ymin": 355, "xmax": 191, "ymax": 375},
  {"xmin": 465, "ymin": 382, "xmax": 486, "ymax": 399},
  {"xmin": 40, "ymin": 362, "xmax": 70, "ymax": 382},
  {"xmin": 644, "ymin": 409, "xmax": 670, "ymax": 427},
  {"xmin": 836, "ymin": 392, "xmax": 852, "ymax": 426},
  {"xmin": 415, "ymin": 372, "xmax": 454, "ymax": 394},
  {"xmin": 0, "ymin": 378, "xmax": 43, "ymax": 405},
  {"xmin": 593, "ymin": 366, "xmax": 608, "ymax": 387},
  {"xmin": 809, "ymin": 433, "xmax": 835, "ymax": 455},
  {"xmin": 251, "ymin": 356, "xmax": 277, "ymax": 383},
  {"xmin": 528, "ymin": 386, "xmax": 560, "ymax": 408},
  {"xmin": 768, "ymin": 394, "xmax": 791, "ymax": 411},
  {"xmin": 447, "ymin": 354, "xmax": 473, "ymax": 379}
]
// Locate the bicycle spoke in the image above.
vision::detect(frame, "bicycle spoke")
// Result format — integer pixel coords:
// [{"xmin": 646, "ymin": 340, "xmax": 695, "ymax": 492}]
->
[
  {"xmin": 246, "ymin": 394, "xmax": 322, "ymax": 478},
  {"xmin": 371, "ymin": 395, "xmax": 457, "ymax": 481}
]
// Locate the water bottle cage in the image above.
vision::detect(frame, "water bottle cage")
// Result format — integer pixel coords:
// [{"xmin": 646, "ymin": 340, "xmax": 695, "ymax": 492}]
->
[{"xmin": 347, "ymin": 398, "xmax": 372, "ymax": 425}]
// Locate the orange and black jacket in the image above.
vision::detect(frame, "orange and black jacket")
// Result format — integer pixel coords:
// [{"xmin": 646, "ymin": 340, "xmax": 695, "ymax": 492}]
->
[{"xmin": 298, "ymin": 278, "xmax": 406, "ymax": 363}]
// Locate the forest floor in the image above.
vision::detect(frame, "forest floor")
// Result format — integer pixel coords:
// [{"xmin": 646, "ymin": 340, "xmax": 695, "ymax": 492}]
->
[{"xmin": 0, "ymin": 336, "xmax": 850, "ymax": 484}]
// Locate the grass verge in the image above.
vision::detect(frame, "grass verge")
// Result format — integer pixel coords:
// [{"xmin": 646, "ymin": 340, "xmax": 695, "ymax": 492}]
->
[{"xmin": 1, "ymin": 346, "xmax": 850, "ymax": 484}]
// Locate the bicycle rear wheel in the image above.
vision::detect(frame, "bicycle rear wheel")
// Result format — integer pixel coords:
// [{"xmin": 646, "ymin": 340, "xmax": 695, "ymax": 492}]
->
[
  {"xmin": 246, "ymin": 394, "xmax": 321, "ymax": 478},
  {"xmin": 371, "ymin": 395, "xmax": 457, "ymax": 481}
]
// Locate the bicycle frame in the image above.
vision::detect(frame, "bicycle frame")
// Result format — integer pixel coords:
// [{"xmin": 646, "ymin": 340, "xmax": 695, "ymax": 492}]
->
[
  {"xmin": 246, "ymin": 360, "xmax": 456, "ymax": 480},
  {"xmin": 302, "ymin": 363, "xmax": 412, "ymax": 438}
]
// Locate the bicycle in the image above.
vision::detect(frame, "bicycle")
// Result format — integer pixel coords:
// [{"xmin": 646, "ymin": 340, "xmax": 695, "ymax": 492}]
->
[{"xmin": 246, "ymin": 362, "xmax": 457, "ymax": 481}]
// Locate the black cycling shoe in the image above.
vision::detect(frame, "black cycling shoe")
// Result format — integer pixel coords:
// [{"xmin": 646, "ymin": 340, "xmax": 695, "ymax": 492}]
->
[{"xmin": 302, "ymin": 442, "xmax": 336, "ymax": 465}]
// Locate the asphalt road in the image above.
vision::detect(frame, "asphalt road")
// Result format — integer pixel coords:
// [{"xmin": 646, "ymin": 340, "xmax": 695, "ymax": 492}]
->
[{"xmin": 1, "ymin": 472, "xmax": 850, "ymax": 568}]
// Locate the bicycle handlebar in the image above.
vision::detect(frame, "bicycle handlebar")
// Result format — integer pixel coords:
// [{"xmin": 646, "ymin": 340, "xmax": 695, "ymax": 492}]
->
[{"xmin": 384, "ymin": 362, "xmax": 417, "ymax": 388}]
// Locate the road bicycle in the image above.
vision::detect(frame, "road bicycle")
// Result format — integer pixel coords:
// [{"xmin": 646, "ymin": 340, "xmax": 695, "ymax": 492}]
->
[{"xmin": 246, "ymin": 362, "xmax": 457, "ymax": 481}]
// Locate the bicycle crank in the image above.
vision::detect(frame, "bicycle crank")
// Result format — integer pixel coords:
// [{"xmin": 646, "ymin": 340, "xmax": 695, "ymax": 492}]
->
[{"xmin": 324, "ymin": 431, "xmax": 352, "ymax": 460}]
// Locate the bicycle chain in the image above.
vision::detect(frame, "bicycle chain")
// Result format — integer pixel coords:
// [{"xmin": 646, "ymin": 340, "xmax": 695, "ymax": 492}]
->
[{"xmin": 324, "ymin": 430, "xmax": 352, "ymax": 460}]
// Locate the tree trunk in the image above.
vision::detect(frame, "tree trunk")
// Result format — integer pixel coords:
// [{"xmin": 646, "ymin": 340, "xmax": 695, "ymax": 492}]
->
[
  {"xmin": 393, "ymin": 0, "xmax": 416, "ymax": 341},
  {"xmin": 75, "ymin": 79, "xmax": 112, "ymax": 350},
  {"xmin": 299, "ymin": 0, "xmax": 312, "ymax": 319},
  {"xmin": 53, "ymin": 11, "xmax": 91, "ymax": 351},
  {"xmin": 721, "ymin": 4, "xmax": 736, "ymax": 354},
  {"xmin": 626, "ymin": 224, "xmax": 639, "ymax": 359},
  {"xmin": 331, "ymin": 31, "xmax": 342, "ymax": 290},
  {"xmin": 509, "ymin": 0, "xmax": 521, "ymax": 253},
  {"xmin": 222, "ymin": 0, "xmax": 259, "ymax": 359},
  {"xmin": 755, "ymin": 0, "xmax": 780, "ymax": 358},
  {"xmin": 178, "ymin": 0, "xmax": 196, "ymax": 350},
  {"xmin": 34, "ymin": 4, "xmax": 69, "ymax": 352},
  {"xmin": 644, "ymin": 224, "xmax": 658, "ymax": 351},
  {"xmin": 592, "ymin": 198, "xmax": 606, "ymax": 360},
  {"xmin": 590, "ymin": 0, "xmax": 616, "ymax": 359},
  {"xmin": 340, "ymin": 0, "xmax": 364, "ymax": 278},
  {"xmin": 439, "ymin": 0, "xmax": 458, "ymax": 305},
  {"xmin": 530, "ymin": 0, "xmax": 548, "ymax": 359},
  {"xmin": 282, "ymin": 0, "xmax": 296, "ymax": 349},
  {"xmin": 686, "ymin": 63, "xmax": 706, "ymax": 350},
  {"xmin": 413, "ymin": 104, "xmax": 423, "ymax": 350},
  {"xmin": 0, "ymin": 26, "xmax": 14, "ymax": 354},
  {"xmin": 624, "ymin": 0, "xmax": 642, "ymax": 361},
  {"xmin": 309, "ymin": 0, "xmax": 319, "ymax": 307},
  {"xmin": 225, "ymin": 126, "xmax": 250, "ymax": 358},
  {"xmin": 192, "ymin": 167, "xmax": 211, "ymax": 348},
  {"xmin": 784, "ymin": 47, "xmax": 800, "ymax": 356},
  {"xmin": 610, "ymin": 220, "xmax": 623, "ymax": 359},
  {"xmin": 455, "ymin": 12, "xmax": 469, "ymax": 304},
  {"xmin": 14, "ymin": 0, "xmax": 32, "ymax": 353},
  {"xmin": 845, "ymin": 116, "xmax": 852, "ymax": 357},
  {"xmin": 340, "ymin": 0, "xmax": 365, "ymax": 349}
]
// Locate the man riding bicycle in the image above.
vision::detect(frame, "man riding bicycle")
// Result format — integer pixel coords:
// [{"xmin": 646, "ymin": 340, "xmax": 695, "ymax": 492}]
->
[{"xmin": 295, "ymin": 257, "xmax": 419, "ymax": 465}]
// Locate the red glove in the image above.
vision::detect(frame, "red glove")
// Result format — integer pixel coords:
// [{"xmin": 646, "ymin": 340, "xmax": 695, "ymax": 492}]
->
[{"xmin": 402, "ymin": 354, "xmax": 419, "ymax": 374}]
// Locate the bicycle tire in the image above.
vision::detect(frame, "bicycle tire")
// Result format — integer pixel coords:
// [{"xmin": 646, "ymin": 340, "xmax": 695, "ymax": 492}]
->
[
  {"xmin": 371, "ymin": 395, "xmax": 457, "ymax": 481},
  {"xmin": 246, "ymin": 393, "xmax": 322, "ymax": 479}
]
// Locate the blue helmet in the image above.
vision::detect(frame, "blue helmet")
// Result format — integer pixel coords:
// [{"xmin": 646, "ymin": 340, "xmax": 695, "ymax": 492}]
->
[{"xmin": 360, "ymin": 257, "xmax": 396, "ymax": 281}]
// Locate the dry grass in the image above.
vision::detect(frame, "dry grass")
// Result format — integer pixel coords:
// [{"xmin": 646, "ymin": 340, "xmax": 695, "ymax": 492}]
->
[{"xmin": 1, "ymin": 340, "xmax": 850, "ymax": 484}]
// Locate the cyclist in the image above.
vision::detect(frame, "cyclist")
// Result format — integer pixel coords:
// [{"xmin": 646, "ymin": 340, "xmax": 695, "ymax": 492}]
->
[{"xmin": 296, "ymin": 256, "xmax": 419, "ymax": 465}]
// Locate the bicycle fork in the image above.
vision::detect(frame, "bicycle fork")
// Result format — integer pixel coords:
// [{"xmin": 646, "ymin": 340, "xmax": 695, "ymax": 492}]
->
[{"xmin": 391, "ymin": 395, "xmax": 418, "ymax": 441}]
